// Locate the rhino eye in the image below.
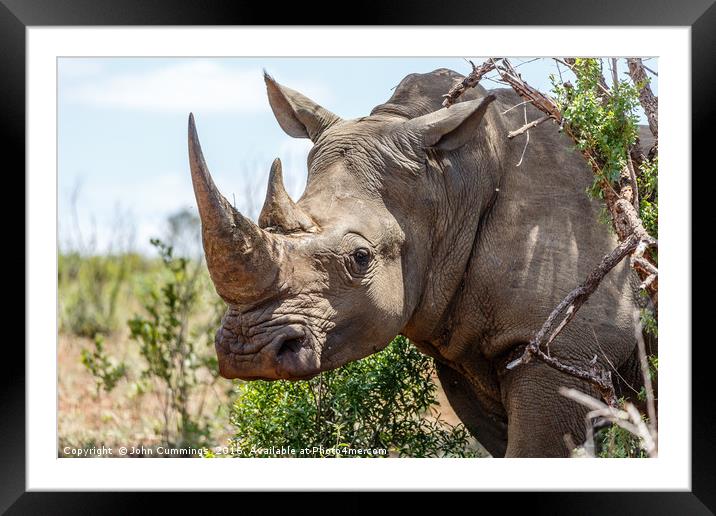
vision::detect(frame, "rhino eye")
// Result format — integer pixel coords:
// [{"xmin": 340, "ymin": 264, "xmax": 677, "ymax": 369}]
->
[{"xmin": 351, "ymin": 248, "xmax": 372, "ymax": 269}]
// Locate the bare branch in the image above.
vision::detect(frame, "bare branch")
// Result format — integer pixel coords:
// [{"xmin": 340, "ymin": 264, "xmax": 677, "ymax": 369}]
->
[
  {"xmin": 501, "ymin": 99, "xmax": 534, "ymax": 115},
  {"xmin": 442, "ymin": 58, "xmax": 502, "ymax": 107},
  {"xmin": 610, "ymin": 58, "xmax": 619, "ymax": 89},
  {"xmin": 514, "ymin": 106, "xmax": 530, "ymax": 167}
]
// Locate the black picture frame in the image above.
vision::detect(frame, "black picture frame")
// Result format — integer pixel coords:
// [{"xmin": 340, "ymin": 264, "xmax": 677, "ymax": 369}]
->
[{"xmin": 5, "ymin": 0, "xmax": 712, "ymax": 512}]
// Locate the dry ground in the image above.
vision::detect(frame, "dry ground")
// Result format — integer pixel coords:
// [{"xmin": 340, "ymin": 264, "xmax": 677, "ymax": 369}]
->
[{"xmin": 58, "ymin": 330, "xmax": 483, "ymax": 457}]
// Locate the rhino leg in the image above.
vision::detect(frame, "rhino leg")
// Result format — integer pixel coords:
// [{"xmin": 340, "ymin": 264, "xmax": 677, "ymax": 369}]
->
[
  {"xmin": 499, "ymin": 360, "xmax": 595, "ymax": 457},
  {"xmin": 436, "ymin": 362, "xmax": 508, "ymax": 457}
]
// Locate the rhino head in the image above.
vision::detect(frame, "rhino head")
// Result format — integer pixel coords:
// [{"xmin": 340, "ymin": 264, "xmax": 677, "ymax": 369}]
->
[{"xmin": 189, "ymin": 72, "xmax": 495, "ymax": 380}]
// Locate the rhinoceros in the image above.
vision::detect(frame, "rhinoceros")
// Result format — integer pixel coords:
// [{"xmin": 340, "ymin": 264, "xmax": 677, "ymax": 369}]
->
[{"xmin": 187, "ymin": 68, "xmax": 649, "ymax": 457}]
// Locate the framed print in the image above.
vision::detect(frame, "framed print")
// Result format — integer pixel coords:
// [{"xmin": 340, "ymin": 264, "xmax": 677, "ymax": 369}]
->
[{"xmin": 6, "ymin": 0, "xmax": 713, "ymax": 512}]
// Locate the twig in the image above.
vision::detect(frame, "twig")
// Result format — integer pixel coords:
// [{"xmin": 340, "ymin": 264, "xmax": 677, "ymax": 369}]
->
[
  {"xmin": 501, "ymin": 99, "xmax": 534, "ymax": 115},
  {"xmin": 496, "ymin": 59, "xmax": 563, "ymax": 124},
  {"xmin": 507, "ymin": 115, "xmax": 551, "ymax": 139},
  {"xmin": 482, "ymin": 74, "xmax": 510, "ymax": 87},
  {"xmin": 590, "ymin": 325, "xmax": 640, "ymax": 395},
  {"xmin": 514, "ymin": 106, "xmax": 530, "ymax": 167},
  {"xmin": 643, "ymin": 63, "xmax": 658, "ymax": 77},
  {"xmin": 512, "ymin": 57, "xmax": 541, "ymax": 68},
  {"xmin": 555, "ymin": 59, "xmax": 564, "ymax": 84}
]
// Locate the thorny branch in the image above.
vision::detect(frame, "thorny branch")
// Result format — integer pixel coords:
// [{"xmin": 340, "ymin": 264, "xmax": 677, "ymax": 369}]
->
[{"xmin": 444, "ymin": 57, "xmax": 659, "ymax": 407}]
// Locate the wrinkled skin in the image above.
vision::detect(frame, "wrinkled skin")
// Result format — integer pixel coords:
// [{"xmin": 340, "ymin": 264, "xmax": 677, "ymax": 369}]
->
[{"xmin": 189, "ymin": 69, "xmax": 651, "ymax": 457}]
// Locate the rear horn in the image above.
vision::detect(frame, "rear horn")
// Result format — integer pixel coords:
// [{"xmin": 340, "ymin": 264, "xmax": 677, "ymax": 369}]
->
[{"xmin": 258, "ymin": 158, "xmax": 316, "ymax": 233}]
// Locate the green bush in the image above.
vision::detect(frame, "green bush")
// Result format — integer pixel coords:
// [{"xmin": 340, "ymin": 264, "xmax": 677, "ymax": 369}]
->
[{"xmin": 230, "ymin": 335, "xmax": 480, "ymax": 458}]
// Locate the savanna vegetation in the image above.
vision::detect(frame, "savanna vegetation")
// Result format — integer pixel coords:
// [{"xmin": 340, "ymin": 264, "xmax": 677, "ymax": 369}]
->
[{"xmin": 58, "ymin": 57, "xmax": 657, "ymax": 458}]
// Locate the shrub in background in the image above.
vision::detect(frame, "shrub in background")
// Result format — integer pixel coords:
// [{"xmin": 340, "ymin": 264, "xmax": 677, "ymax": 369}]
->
[
  {"xmin": 59, "ymin": 252, "xmax": 135, "ymax": 337},
  {"xmin": 127, "ymin": 238, "xmax": 226, "ymax": 449}
]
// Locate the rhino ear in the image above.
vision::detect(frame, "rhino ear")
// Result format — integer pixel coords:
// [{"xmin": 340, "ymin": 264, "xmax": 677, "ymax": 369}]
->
[
  {"xmin": 264, "ymin": 71, "xmax": 341, "ymax": 142},
  {"xmin": 407, "ymin": 94, "xmax": 496, "ymax": 151}
]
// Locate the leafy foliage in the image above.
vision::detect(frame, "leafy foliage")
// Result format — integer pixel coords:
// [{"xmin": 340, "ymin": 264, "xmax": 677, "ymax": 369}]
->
[
  {"xmin": 551, "ymin": 59, "xmax": 642, "ymax": 198},
  {"xmin": 230, "ymin": 336, "xmax": 480, "ymax": 458},
  {"xmin": 597, "ymin": 423, "xmax": 648, "ymax": 458},
  {"xmin": 551, "ymin": 58, "xmax": 658, "ymax": 250}
]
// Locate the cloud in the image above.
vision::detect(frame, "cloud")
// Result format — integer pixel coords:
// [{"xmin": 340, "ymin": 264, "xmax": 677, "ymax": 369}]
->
[{"xmin": 66, "ymin": 60, "xmax": 332, "ymax": 114}]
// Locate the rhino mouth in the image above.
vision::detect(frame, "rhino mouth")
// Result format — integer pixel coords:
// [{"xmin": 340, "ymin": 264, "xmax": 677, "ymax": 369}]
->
[{"xmin": 215, "ymin": 319, "xmax": 323, "ymax": 381}]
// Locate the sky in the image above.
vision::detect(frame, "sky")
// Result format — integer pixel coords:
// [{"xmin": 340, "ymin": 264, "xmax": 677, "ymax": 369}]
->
[{"xmin": 58, "ymin": 57, "xmax": 657, "ymax": 255}]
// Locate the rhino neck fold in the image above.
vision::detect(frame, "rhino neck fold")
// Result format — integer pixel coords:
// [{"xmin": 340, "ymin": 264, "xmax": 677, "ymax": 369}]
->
[{"xmin": 403, "ymin": 157, "xmax": 502, "ymax": 356}]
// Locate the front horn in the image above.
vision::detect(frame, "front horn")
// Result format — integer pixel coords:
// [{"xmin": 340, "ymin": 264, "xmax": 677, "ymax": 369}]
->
[{"xmin": 188, "ymin": 113, "xmax": 283, "ymax": 305}]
